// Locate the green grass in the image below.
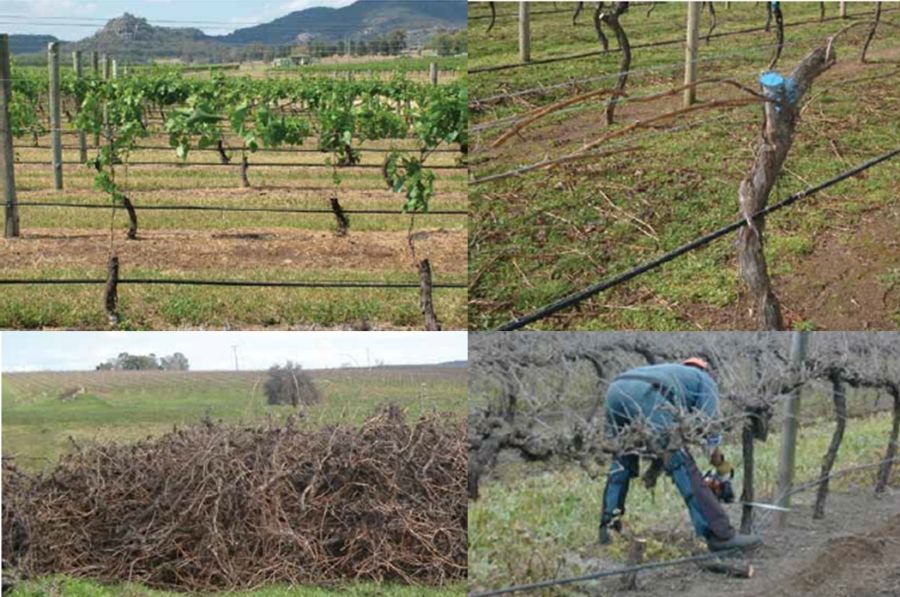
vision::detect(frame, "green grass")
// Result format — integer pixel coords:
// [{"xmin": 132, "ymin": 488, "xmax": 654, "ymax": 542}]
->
[
  {"xmin": 8, "ymin": 575, "xmax": 466, "ymax": 597},
  {"xmin": 0, "ymin": 267, "xmax": 467, "ymax": 330},
  {"xmin": 469, "ymin": 411, "xmax": 898, "ymax": 590},
  {"xmin": 2, "ymin": 366, "xmax": 467, "ymax": 470},
  {"xmin": 468, "ymin": 1, "xmax": 900, "ymax": 330}
]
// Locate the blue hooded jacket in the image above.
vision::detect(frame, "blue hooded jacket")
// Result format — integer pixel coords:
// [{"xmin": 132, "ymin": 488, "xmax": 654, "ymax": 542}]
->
[{"xmin": 605, "ymin": 363, "xmax": 721, "ymax": 450}]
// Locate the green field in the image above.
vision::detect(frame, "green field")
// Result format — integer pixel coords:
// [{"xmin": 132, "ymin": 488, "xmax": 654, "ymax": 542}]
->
[
  {"xmin": 2, "ymin": 365, "xmax": 466, "ymax": 469},
  {"xmin": 2, "ymin": 365, "xmax": 467, "ymax": 596},
  {"xmin": 468, "ymin": 1, "xmax": 900, "ymax": 330}
]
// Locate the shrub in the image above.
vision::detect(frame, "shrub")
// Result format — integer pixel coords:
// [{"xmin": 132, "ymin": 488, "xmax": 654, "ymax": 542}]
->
[{"xmin": 264, "ymin": 361, "xmax": 322, "ymax": 407}]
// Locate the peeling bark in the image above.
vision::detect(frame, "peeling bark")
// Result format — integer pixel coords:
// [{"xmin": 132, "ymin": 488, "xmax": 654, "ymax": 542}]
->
[
  {"xmin": 813, "ymin": 372, "xmax": 847, "ymax": 519},
  {"xmin": 419, "ymin": 259, "xmax": 442, "ymax": 331},
  {"xmin": 737, "ymin": 43, "xmax": 835, "ymax": 330}
]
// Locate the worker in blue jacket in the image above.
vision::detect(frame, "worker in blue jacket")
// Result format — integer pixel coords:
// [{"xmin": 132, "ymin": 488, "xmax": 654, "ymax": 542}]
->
[{"xmin": 599, "ymin": 358, "xmax": 761, "ymax": 552}]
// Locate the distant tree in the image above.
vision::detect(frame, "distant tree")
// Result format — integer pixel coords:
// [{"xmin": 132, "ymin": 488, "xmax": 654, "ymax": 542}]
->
[
  {"xmin": 95, "ymin": 352, "xmax": 188, "ymax": 371},
  {"xmin": 160, "ymin": 352, "xmax": 190, "ymax": 371},
  {"xmin": 387, "ymin": 29, "xmax": 407, "ymax": 55},
  {"xmin": 264, "ymin": 361, "xmax": 322, "ymax": 408}
]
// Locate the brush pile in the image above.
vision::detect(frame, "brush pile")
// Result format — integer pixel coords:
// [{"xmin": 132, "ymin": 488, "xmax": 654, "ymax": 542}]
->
[{"xmin": 2, "ymin": 406, "xmax": 466, "ymax": 591}]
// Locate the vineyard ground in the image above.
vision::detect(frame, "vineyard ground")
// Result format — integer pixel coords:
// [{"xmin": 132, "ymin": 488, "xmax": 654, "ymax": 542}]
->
[
  {"xmin": 2, "ymin": 366, "xmax": 467, "ymax": 596},
  {"xmin": 469, "ymin": 411, "xmax": 900, "ymax": 595},
  {"xmin": 468, "ymin": 1, "xmax": 900, "ymax": 330},
  {"xmin": 1, "ymin": 136, "xmax": 468, "ymax": 330}
]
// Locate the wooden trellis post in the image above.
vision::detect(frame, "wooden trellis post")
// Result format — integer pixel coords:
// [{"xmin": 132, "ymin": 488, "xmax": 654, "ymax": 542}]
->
[
  {"xmin": 48, "ymin": 42, "xmax": 63, "ymax": 190},
  {"xmin": 774, "ymin": 330, "xmax": 810, "ymax": 528},
  {"xmin": 1, "ymin": 34, "xmax": 19, "ymax": 238},
  {"xmin": 839, "ymin": 1, "xmax": 847, "ymax": 18},
  {"xmin": 684, "ymin": 1, "xmax": 701, "ymax": 107},
  {"xmin": 429, "ymin": 62, "xmax": 438, "ymax": 85},
  {"xmin": 91, "ymin": 51, "xmax": 100, "ymax": 147},
  {"xmin": 72, "ymin": 50, "xmax": 87, "ymax": 164},
  {"xmin": 519, "ymin": 2, "xmax": 531, "ymax": 63}
]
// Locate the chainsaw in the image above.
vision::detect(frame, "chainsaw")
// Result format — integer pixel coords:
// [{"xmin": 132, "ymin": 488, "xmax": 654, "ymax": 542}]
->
[{"xmin": 703, "ymin": 451, "xmax": 735, "ymax": 503}]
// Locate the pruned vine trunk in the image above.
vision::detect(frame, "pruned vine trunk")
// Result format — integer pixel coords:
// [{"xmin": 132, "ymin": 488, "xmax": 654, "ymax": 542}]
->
[
  {"xmin": 740, "ymin": 414, "xmax": 755, "ymax": 534},
  {"xmin": 768, "ymin": 2, "xmax": 784, "ymax": 69},
  {"xmin": 738, "ymin": 43, "xmax": 835, "ymax": 330},
  {"xmin": 705, "ymin": 2, "xmax": 717, "ymax": 44},
  {"xmin": 593, "ymin": 3, "xmax": 610, "ymax": 52},
  {"xmin": 875, "ymin": 384, "xmax": 900, "ymax": 494},
  {"xmin": 216, "ymin": 138, "xmax": 230, "ymax": 164},
  {"xmin": 813, "ymin": 372, "xmax": 847, "ymax": 519},
  {"xmin": 573, "ymin": 1, "xmax": 585, "ymax": 25},
  {"xmin": 419, "ymin": 258, "xmax": 442, "ymax": 331},
  {"xmin": 487, "ymin": 1, "xmax": 496, "ymax": 33},
  {"xmin": 104, "ymin": 254, "xmax": 119, "ymax": 327},
  {"xmin": 121, "ymin": 195, "xmax": 138, "ymax": 240},
  {"xmin": 240, "ymin": 154, "xmax": 250, "ymax": 188},
  {"xmin": 601, "ymin": 2, "xmax": 630, "ymax": 125},
  {"xmin": 860, "ymin": 2, "xmax": 882, "ymax": 63},
  {"xmin": 330, "ymin": 196, "xmax": 349, "ymax": 236}
]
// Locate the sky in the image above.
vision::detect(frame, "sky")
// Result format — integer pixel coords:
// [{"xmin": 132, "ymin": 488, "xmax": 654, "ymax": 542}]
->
[
  {"xmin": 0, "ymin": 0, "xmax": 358, "ymax": 40},
  {"xmin": 0, "ymin": 331, "xmax": 467, "ymax": 372}
]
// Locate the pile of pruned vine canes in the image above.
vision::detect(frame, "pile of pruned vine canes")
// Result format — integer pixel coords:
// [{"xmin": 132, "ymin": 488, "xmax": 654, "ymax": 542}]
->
[{"xmin": 2, "ymin": 406, "xmax": 466, "ymax": 592}]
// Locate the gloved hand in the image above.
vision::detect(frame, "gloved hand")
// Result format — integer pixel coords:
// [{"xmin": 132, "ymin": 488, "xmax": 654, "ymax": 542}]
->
[{"xmin": 710, "ymin": 448, "xmax": 734, "ymax": 478}]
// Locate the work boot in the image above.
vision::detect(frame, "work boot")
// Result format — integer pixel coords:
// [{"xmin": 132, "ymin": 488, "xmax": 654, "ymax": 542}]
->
[
  {"xmin": 598, "ymin": 520, "xmax": 622, "ymax": 545},
  {"xmin": 707, "ymin": 533, "xmax": 762, "ymax": 552}
]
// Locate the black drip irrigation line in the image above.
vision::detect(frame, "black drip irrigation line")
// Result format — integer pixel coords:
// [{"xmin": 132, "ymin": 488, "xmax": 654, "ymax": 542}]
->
[
  {"xmin": 0, "ymin": 278, "xmax": 467, "ymax": 289},
  {"xmin": 15, "ymin": 201, "xmax": 467, "ymax": 216},
  {"xmin": 469, "ymin": 10, "xmax": 889, "ymax": 75},
  {"xmin": 469, "ymin": 549, "xmax": 741, "ymax": 597},
  {"xmin": 495, "ymin": 146, "xmax": 900, "ymax": 331},
  {"xmin": 13, "ymin": 160, "xmax": 465, "ymax": 170}
]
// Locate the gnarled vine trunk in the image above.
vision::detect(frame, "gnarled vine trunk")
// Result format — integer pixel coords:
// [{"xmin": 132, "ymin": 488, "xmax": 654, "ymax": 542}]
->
[
  {"xmin": 813, "ymin": 371, "xmax": 847, "ymax": 519},
  {"xmin": 738, "ymin": 43, "xmax": 835, "ymax": 330},
  {"xmin": 600, "ymin": 2, "xmax": 630, "ymax": 125},
  {"xmin": 875, "ymin": 384, "xmax": 900, "ymax": 494}
]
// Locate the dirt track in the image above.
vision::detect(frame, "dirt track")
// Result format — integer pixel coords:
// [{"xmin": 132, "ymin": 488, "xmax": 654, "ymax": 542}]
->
[{"xmin": 572, "ymin": 488, "xmax": 900, "ymax": 597}]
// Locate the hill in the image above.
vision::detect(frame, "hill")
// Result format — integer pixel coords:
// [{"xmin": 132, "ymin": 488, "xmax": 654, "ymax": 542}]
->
[
  {"xmin": 218, "ymin": 0, "xmax": 466, "ymax": 45},
  {"xmin": 66, "ymin": 13, "xmax": 230, "ymax": 63},
  {"xmin": 8, "ymin": 1, "xmax": 466, "ymax": 63},
  {"xmin": 8, "ymin": 34, "xmax": 62, "ymax": 55}
]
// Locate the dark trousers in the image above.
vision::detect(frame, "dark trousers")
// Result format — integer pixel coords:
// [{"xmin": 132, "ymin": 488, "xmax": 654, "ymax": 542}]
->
[{"xmin": 600, "ymin": 448, "xmax": 734, "ymax": 541}]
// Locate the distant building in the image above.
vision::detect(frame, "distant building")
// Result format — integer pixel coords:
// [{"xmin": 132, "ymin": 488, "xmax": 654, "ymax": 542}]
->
[{"xmin": 273, "ymin": 54, "xmax": 314, "ymax": 67}]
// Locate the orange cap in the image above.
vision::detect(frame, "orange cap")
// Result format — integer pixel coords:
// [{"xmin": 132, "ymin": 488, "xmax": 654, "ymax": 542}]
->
[{"xmin": 682, "ymin": 357, "xmax": 711, "ymax": 371}]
